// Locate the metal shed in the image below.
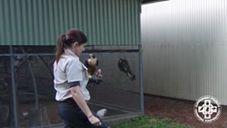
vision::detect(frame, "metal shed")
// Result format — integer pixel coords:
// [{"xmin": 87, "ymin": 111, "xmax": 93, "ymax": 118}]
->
[
  {"xmin": 0, "ymin": 0, "xmax": 143, "ymax": 127},
  {"xmin": 142, "ymin": 0, "xmax": 227, "ymax": 105},
  {"xmin": 0, "ymin": 0, "xmax": 140, "ymax": 46}
]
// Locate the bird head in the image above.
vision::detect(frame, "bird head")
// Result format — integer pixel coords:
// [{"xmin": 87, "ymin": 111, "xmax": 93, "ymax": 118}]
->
[{"xmin": 87, "ymin": 54, "xmax": 98, "ymax": 66}]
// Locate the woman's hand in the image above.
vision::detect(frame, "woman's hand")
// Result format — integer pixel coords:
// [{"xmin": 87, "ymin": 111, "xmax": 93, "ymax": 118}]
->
[
  {"xmin": 88, "ymin": 115, "xmax": 101, "ymax": 126},
  {"xmin": 95, "ymin": 69, "xmax": 103, "ymax": 78}
]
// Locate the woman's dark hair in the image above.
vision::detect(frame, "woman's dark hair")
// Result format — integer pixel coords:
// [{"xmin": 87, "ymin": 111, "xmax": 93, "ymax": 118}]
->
[{"xmin": 55, "ymin": 29, "xmax": 87, "ymax": 63}]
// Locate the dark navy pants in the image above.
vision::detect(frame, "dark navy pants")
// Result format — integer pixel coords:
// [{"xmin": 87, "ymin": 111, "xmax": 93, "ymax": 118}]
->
[{"xmin": 58, "ymin": 98, "xmax": 109, "ymax": 128}]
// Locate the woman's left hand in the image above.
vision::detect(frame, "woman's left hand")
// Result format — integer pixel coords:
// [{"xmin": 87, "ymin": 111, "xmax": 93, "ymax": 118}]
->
[{"xmin": 88, "ymin": 115, "xmax": 102, "ymax": 126}]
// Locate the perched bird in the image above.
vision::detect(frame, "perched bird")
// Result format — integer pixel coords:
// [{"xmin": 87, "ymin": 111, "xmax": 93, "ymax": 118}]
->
[
  {"xmin": 118, "ymin": 58, "xmax": 135, "ymax": 81},
  {"xmin": 84, "ymin": 54, "xmax": 99, "ymax": 78}
]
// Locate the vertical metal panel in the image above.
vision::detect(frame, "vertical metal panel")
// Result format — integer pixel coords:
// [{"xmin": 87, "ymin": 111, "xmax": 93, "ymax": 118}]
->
[
  {"xmin": 0, "ymin": 0, "xmax": 140, "ymax": 46},
  {"xmin": 141, "ymin": 0, "xmax": 227, "ymax": 105},
  {"xmin": 0, "ymin": 1, "xmax": 3, "ymax": 42}
]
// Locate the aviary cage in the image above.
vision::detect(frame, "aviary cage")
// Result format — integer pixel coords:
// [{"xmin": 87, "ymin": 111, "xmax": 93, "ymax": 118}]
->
[
  {"xmin": 0, "ymin": 45, "xmax": 144, "ymax": 127},
  {"xmin": 0, "ymin": 0, "xmax": 142, "ymax": 127}
]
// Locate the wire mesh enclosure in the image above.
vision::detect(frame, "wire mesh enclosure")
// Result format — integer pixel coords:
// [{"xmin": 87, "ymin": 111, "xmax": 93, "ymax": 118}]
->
[
  {"xmin": 0, "ymin": 46, "xmax": 143, "ymax": 127},
  {"xmin": 0, "ymin": 55, "xmax": 11, "ymax": 127}
]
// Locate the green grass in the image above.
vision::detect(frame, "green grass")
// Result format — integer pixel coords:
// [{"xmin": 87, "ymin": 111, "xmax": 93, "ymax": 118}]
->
[{"xmin": 112, "ymin": 116, "xmax": 192, "ymax": 128}]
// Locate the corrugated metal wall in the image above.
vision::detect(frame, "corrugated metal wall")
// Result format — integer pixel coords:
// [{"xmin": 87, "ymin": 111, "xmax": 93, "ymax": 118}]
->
[
  {"xmin": 141, "ymin": 0, "xmax": 227, "ymax": 105},
  {"xmin": 0, "ymin": 0, "xmax": 141, "ymax": 46}
]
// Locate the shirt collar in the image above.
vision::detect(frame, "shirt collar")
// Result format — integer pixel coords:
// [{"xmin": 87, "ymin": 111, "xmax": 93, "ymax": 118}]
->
[
  {"xmin": 64, "ymin": 49, "xmax": 87, "ymax": 70},
  {"xmin": 64, "ymin": 48, "xmax": 79, "ymax": 59}
]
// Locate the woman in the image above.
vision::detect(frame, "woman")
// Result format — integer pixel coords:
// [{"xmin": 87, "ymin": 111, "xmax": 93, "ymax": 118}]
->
[{"xmin": 53, "ymin": 29, "xmax": 109, "ymax": 128}]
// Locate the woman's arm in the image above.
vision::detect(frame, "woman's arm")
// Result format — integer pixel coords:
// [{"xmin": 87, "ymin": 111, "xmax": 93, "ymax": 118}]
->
[{"xmin": 70, "ymin": 85, "xmax": 101, "ymax": 125}]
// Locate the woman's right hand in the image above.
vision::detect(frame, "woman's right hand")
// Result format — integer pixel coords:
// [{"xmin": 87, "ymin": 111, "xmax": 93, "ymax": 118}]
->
[{"xmin": 88, "ymin": 115, "xmax": 101, "ymax": 126}]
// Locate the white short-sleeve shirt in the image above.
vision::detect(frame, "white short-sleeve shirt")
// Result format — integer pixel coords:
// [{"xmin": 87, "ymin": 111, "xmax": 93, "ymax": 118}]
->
[{"xmin": 53, "ymin": 49, "xmax": 90, "ymax": 101}]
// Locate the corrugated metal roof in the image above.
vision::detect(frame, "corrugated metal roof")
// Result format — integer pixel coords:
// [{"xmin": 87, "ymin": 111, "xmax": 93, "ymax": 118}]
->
[
  {"xmin": 0, "ymin": 0, "xmax": 141, "ymax": 46},
  {"xmin": 142, "ymin": 0, "xmax": 168, "ymax": 4}
]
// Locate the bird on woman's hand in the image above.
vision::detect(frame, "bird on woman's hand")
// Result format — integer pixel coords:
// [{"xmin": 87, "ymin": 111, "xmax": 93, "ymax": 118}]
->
[{"xmin": 85, "ymin": 54, "xmax": 99, "ymax": 78}]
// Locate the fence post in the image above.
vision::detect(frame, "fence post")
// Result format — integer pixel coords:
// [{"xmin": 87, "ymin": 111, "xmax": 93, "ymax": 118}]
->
[{"xmin": 10, "ymin": 45, "xmax": 19, "ymax": 128}]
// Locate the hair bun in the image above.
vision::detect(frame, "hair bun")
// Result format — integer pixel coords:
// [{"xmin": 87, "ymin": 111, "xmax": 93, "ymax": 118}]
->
[
  {"xmin": 65, "ymin": 34, "xmax": 69, "ymax": 40},
  {"xmin": 62, "ymin": 34, "xmax": 70, "ymax": 43}
]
